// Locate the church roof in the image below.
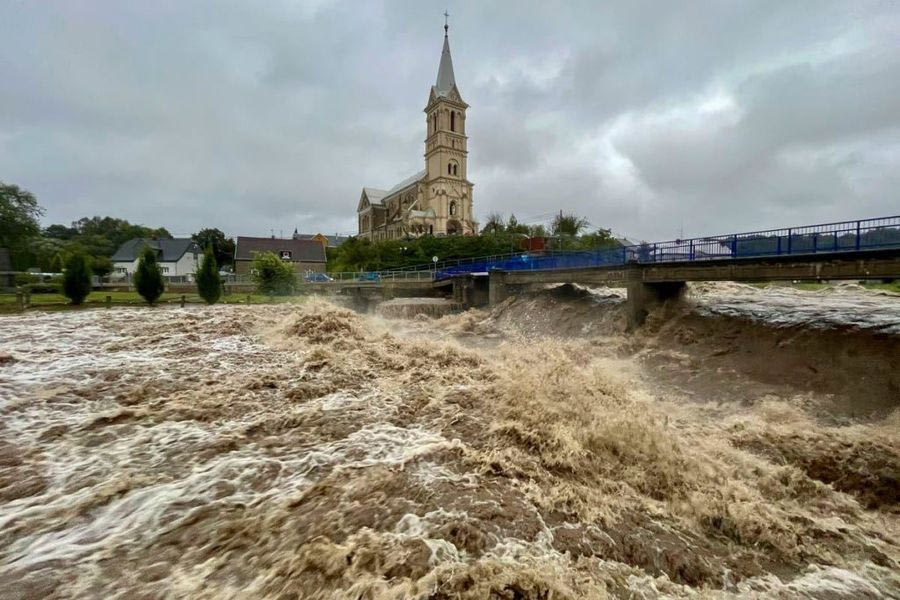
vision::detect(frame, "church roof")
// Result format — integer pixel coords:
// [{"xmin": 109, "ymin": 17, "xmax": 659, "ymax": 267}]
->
[
  {"xmin": 385, "ymin": 169, "xmax": 426, "ymax": 196},
  {"xmin": 434, "ymin": 32, "xmax": 456, "ymax": 97},
  {"xmin": 363, "ymin": 187, "xmax": 388, "ymax": 203}
]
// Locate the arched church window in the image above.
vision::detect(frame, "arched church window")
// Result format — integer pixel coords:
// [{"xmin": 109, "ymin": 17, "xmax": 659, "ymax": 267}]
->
[
  {"xmin": 453, "ymin": 164, "xmax": 458, "ymax": 175},
  {"xmin": 450, "ymin": 111, "xmax": 455, "ymax": 132}
]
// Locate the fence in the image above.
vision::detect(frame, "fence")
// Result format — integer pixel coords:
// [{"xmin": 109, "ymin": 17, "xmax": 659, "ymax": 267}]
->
[{"xmin": 431, "ymin": 215, "xmax": 900, "ymax": 280}]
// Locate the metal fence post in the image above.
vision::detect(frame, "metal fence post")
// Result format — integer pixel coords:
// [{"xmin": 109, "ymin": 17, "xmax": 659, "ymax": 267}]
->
[
  {"xmin": 787, "ymin": 229, "xmax": 792, "ymax": 254},
  {"xmin": 855, "ymin": 221, "xmax": 861, "ymax": 251}
]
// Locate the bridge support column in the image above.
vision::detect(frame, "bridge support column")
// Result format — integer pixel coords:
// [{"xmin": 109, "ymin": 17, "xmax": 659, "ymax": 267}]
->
[
  {"xmin": 453, "ymin": 275, "xmax": 490, "ymax": 308},
  {"xmin": 488, "ymin": 270, "xmax": 509, "ymax": 306},
  {"xmin": 626, "ymin": 281, "xmax": 686, "ymax": 330}
]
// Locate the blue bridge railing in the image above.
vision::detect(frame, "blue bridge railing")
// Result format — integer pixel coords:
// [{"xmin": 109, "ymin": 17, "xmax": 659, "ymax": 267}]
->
[{"xmin": 432, "ymin": 215, "xmax": 900, "ymax": 281}]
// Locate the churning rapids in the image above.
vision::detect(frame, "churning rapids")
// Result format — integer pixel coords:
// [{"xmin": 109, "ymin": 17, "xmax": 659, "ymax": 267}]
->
[{"xmin": 1, "ymin": 283, "xmax": 898, "ymax": 599}]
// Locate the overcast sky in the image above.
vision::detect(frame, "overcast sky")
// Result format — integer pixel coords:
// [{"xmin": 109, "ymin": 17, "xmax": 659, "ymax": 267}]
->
[{"xmin": 1, "ymin": 1, "xmax": 898, "ymax": 241}]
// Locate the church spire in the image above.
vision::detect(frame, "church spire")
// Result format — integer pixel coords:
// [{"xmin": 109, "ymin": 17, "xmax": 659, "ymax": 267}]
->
[{"xmin": 434, "ymin": 13, "xmax": 456, "ymax": 95}]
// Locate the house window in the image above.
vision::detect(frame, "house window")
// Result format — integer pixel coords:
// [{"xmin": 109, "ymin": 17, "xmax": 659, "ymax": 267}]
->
[
  {"xmin": 281, "ymin": 250, "xmax": 292, "ymax": 260},
  {"xmin": 160, "ymin": 266, "xmax": 170, "ymax": 273}
]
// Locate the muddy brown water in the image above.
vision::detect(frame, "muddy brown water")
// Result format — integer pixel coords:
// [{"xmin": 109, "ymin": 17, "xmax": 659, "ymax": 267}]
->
[{"xmin": 0, "ymin": 283, "xmax": 898, "ymax": 599}]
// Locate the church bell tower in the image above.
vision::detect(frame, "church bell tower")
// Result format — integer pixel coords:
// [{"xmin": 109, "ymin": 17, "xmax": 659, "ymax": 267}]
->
[{"xmin": 423, "ymin": 15, "xmax": 474, "ymax": 235}]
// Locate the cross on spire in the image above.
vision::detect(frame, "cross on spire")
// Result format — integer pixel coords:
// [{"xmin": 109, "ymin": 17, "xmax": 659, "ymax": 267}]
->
[{"xmin": 444, "ymin": 10, "xmax": 449, "ymax": 35}]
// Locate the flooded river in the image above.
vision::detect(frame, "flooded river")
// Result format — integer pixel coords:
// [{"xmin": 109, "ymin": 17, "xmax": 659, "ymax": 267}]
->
[{"xmin": 1, "ymin": 284, "xmax": 898, "ymax": 598}]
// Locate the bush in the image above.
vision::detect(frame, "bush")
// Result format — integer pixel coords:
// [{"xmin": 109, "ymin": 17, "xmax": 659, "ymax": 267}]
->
[
  {"xmin": 252, "ymin": 251, "xmax": 296, "ymax": 295},
  {"xmin": 62, "ymin": 253, "xmax": 92, "ymax": 305},
  {"xmin": 134, "ymin": 246, "xmax": 165, "ymax": 304},
  {"xmin": 24, "ymin": 282, "xmax": 61, "ymax": 294},
  {"xmin": 13, "ymin": 272, "xmax": 39, "ymax": 286},
  {"xmin": 195, "ymin": 248, "xmax": 221, "ymax": 304}
]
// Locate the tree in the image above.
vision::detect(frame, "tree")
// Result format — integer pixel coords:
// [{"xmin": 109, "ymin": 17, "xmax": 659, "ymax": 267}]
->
[
  {"xmin": 482, "ymin": 212, "xmax": 505, "ymax": 234},
  {"xmin": 91, "ymin": 255, "xmax": 114, "ymax": 278},
  {"xmin": 43, "ymin": 224, "xmax": 77, "ymax": 240},
  {"xmin": 506, "ymin": 214, "xmax": 530, "ymax": 235},
  {"xmin": 195, "ymin": 248, "xmax": 222, "ymax": 304},
  {"xmin": 528, "ymin": 224, "xmax": 548, "ymax": 237},
  {"xmin": 192, "ymin": 228, "xmax": 235, "ymax": 269},
  {"xmin": 551, "ymin": 212, "xmax": 590, "ymax": 236},
  {"xmin": 72, "ymin": 216, "xmax": 171, "ymax": 250},
  {"xmin": 578, "ymin": 228, "xmax": 618, "ymax": 250},
  {"xmin": 134, "ymin": 246, "xmax": 165, "ymax": 304},
  {"xmin": 251, "ymin": 251, "xmax": 296, "ymax": 295},
  {"xmin": 62, "ymin": 252, "xmax": 92, "ymax": 305},
  {"xmin": 1, "ymin": 181, "xmax": 44, "ymax": 268}
]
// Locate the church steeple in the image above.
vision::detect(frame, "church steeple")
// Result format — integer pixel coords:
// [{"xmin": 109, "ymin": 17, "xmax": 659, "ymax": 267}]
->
[
  {"xmin": 435, "ymin": 26, "xmax": 456, "ymax": 95},
  {"xmin": 422, "ymin": 14, "xmax": 473, "ymax": 236}
]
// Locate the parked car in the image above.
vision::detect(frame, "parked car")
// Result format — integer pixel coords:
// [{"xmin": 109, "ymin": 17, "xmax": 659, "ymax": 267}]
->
[
  {"xmin": 304, "ymin": 272, "xmax": 334, "ymax": 283},
  {"xmin": 357, "ymin": 272, "xmax": 381, "ymax": 281}
]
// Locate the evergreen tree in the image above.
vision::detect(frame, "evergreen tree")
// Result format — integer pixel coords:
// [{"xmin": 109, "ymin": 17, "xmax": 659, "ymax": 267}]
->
[
  {"xmin": 62, "ymin": 252, "xmax": 92, "ymax": 305},
  {"xmin": 134, "ymin": 246, "xmax": 165, "ymax": 304},
  {"xmin": 195, "ymin": 248, "xmax": 221, "ymax": 304}
]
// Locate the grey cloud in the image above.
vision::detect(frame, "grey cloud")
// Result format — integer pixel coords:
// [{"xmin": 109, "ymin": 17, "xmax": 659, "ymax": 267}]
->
[{"xmin": 0, "ymin": 0, "xmax": 897, "ymax": 242}]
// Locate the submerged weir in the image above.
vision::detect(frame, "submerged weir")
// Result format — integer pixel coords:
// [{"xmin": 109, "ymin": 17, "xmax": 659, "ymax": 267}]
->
[{"xmin": 0, "ymin": 284, "xmax": 898, "ymax": 598}]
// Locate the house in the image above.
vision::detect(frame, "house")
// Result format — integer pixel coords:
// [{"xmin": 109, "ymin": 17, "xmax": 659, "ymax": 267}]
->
[
  {"xmin": 291, "ymin": 230, "xmax": 349, "ymax": 248},
  {"xmin": 111, "ymin": 238, "xmax": 203, "ymax": 279},
  {"xmin": 234, "ymin": 236, "xmax": 327, "ymax": 275}
]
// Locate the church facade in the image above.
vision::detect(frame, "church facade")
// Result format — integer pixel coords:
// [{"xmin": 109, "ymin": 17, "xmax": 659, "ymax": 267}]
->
[{"xmin": 357, "ymin": 24, "xmax": 475, "ymax": 241}]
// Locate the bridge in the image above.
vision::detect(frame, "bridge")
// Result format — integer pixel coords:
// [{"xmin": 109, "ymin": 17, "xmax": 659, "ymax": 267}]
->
[{"xmin": 317, "ymin": 216, "xmax": 900, "ymax": 327}]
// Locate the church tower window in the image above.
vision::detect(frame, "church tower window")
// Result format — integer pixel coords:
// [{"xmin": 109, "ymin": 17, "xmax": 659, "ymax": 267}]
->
[{"xmin": 450, "ymin": 111, "xmax": 455, "ymax": 132}]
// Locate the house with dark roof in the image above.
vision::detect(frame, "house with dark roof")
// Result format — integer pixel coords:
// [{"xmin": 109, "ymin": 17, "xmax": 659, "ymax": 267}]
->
[
  {"xmin": 111, "ymin": 238, "xmax": 203, "ymax": 279},
  {"xmin": 233, "ymin": 236, "xmax": 327, "ymax": 276}
]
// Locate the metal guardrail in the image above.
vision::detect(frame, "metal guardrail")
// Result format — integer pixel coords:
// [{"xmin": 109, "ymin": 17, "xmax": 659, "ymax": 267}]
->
[{"xmin": 430, "ymin": 216, "xmax": 900, "ymax": 281}]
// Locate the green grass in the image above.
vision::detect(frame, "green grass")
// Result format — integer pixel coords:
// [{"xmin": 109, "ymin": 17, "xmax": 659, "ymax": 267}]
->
[{"xmin": 0, "ymin": 290, "xmax": 309, "ymax": 312}]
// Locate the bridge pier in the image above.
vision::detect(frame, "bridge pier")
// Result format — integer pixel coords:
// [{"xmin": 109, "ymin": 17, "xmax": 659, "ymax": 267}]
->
[
  {"xmin": 626, "ymin": 281, "xmax": 686, "ymax": 329},
  {"xmin": 453, "ymin": 274, "xmax": 490, "ymax": 308},
  {"xmin": 489, "ymin": 270, "xmax": 511, "ymax": 306}
]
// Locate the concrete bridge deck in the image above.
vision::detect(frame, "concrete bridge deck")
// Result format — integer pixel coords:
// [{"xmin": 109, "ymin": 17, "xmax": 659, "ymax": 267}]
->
[{"xmin": 482, "ymin": 247, "xmax": 900, "ymax": 327}]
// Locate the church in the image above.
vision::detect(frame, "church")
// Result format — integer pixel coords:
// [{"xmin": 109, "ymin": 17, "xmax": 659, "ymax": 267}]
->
[{"xmin": 357, "ymin": 21, "xmax": 475, "ymax": 241}]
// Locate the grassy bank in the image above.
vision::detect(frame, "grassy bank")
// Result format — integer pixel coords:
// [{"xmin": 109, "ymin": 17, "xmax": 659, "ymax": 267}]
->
[{"xmin": 0, "ymin": 290, "xmax": 308, "ymax": 313}]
